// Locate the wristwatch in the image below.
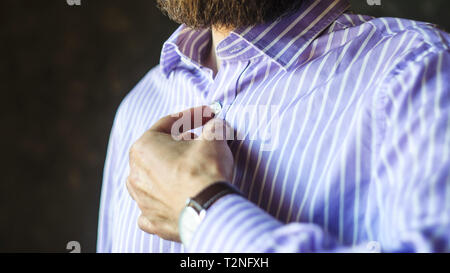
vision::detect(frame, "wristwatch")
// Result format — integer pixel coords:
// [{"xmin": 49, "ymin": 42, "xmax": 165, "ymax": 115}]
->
[{"xmin": 179, "ymin": 181, "xmax": 242, "ymax": 247}]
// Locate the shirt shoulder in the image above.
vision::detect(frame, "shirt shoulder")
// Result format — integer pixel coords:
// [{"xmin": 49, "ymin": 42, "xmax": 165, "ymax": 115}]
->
[
  {"xmin": 332, "ymin": 13, "xmax": 450, "ymax": 88},
  {"xmin": 334, "ymin": 13, "xmax": 450, "ymax": 53},
  {"xmin": 329, "ymin": 14, "xmax": 450, "ymax": 138}
]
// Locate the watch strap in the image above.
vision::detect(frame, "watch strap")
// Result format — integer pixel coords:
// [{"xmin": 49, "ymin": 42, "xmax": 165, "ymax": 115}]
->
[{"xmin": 191, "ymin": 181, "xmax": 242, "ymax": 211}]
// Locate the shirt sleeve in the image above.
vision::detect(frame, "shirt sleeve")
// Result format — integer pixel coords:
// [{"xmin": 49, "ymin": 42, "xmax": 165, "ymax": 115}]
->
[{"xmin": 187, "ymin": 48, "xmax": 450, "ymax": 253}]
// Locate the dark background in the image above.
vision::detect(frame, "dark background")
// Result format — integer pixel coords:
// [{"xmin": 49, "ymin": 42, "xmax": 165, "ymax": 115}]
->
[{"xmin": 1, "ymin": 0, "xmax": 449, "ymax": 253}]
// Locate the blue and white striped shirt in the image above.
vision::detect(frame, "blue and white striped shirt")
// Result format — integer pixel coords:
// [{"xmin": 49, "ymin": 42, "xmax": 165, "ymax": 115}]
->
[{"xmin": 97, "ymin": 0, "xmax": 450, "ymax": 252}]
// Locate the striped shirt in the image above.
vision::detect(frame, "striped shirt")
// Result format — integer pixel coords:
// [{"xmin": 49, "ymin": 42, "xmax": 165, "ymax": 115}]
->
[{"xmin": 97, "ymin": 0, "xmax": 450, "ymax": 253}]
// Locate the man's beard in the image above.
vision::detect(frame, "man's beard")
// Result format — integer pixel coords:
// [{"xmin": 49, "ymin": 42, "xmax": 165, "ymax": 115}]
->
[{"xmin": 156, "ymin": 0, "xmax": 304, "ymax": 29}]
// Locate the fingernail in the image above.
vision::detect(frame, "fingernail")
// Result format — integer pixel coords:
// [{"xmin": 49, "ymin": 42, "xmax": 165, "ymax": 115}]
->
[{"xmin": 209, "ymin": 101, "xmax": 222, "ymax": 116}]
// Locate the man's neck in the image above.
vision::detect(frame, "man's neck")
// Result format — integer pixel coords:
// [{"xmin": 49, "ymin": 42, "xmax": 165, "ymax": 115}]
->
[{"xmin": 204, "ymin": 26, "xmax": 232, "ymax": 77}]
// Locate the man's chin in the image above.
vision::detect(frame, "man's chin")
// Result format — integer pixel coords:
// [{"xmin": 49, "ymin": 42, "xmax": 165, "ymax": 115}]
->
[{"xmin": 156, "ymin": 0, "xmax": 304, "ymax": 30}]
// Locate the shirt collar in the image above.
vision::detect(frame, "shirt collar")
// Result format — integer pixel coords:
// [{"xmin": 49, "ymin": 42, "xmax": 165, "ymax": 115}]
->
[
  {"xmin": 160, "ymin": 0, "xmax": 350, "ymax": 76},
  {"xmin": 160, "ymin": 26, "xmax": 211, "ymax": 77}
]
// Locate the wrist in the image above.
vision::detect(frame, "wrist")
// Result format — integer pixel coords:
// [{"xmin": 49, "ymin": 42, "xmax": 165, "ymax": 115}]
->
[
  {"xmin": 191, "ymin": 175, "xmax": 229, "ymax": 197},
  {"xmin": 178, "ymin": 181, "xmax": 242, "ymax": 247}
]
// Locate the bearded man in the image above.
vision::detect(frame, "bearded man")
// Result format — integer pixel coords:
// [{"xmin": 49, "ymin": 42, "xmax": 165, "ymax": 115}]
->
[{"xmin": 97, "ymin": 0, "xmax": 450, "ymax": 252}]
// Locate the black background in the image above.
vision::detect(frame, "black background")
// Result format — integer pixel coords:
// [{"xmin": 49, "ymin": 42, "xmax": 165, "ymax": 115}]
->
[{"xmin": 1, "ymin": 0, "xmax": 449, "ymax": 253}]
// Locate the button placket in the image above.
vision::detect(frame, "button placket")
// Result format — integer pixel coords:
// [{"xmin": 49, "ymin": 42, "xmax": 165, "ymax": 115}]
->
[{"xmin": 206, "ymin": 60, "xmax": 252, "ymax": 121}]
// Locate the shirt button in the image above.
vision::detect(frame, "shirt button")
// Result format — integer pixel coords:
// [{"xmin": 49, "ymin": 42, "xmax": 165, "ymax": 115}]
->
[{"xmin": 209, "ymin": 101, "xmax": 222, "ymax": 115}]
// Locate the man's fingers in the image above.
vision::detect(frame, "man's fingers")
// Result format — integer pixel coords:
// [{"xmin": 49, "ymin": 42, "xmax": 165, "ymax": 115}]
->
[
  {"xmin": 200, "ymin": 118, "xmax": 234, "ymax": 142},
  {"xmin": 150, "ymin": 105, "xmax": 215, "ymax": 134},
  {"xmin": 125, "ymin": 177, "xmax": 137, "ymax": 201},
  {"xmin": 138, "ymin": 214, "xmax": 155, "ymax": 234},
  {"xmin": 179, "ymin": 131, "xmax": 199, "ymax": 140}
]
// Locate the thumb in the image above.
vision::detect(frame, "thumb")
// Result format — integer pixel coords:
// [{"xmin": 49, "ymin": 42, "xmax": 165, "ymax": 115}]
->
[
  {"xmin": 200, "ymin": 119, "xmax": 234, "ymax": 142},
  {"xmin": 149, "ymin": 105, "xmax": 214, "ymax": 134}
]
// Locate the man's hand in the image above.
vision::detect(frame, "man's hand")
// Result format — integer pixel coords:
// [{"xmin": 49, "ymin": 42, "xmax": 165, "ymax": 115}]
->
[{"xmin": 126, "ymin": 106, "xmax": 234, "ymax": 242}]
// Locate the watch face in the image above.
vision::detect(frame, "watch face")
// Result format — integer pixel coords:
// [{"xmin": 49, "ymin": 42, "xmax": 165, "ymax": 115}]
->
[{"xmin": 179, "ymin": 206, "xmax": 202, "ymax": 247}]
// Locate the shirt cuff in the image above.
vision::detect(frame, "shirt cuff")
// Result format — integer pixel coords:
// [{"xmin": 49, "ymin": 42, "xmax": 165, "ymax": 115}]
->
[{"xmin": 187, "ymin": 193, "xmax": 283, "ymax": 252}]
